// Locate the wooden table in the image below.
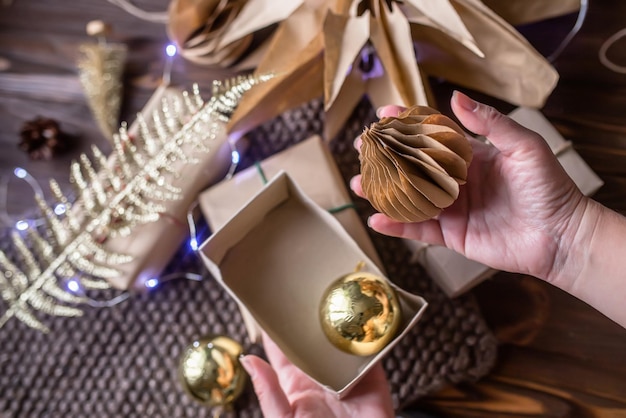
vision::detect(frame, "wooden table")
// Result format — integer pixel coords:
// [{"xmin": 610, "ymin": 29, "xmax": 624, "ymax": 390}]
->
[{"xmin": 1, "ymin": 1, "xmax": 626, "ymax": 417}]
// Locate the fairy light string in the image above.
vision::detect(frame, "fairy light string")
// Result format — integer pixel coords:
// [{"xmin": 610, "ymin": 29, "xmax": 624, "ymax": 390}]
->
[
  {"xmin": 0, "ymin": 42, "xmax": 251, "ymax": 322},
  {"xmin": 0, "ymin": 167, "xmax": 46, "ymax": 231},
  {"xmin": 0, "ymin": 164, "xmax": 212, "ymax": 306}
]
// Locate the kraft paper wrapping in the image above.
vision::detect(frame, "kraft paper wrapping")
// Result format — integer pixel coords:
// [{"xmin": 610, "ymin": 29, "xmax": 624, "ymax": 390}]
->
[
  {"xmin": 227, "ymin": 0, "xmax": 558, "ymax": 141},
  {"xmin": 198, "ymin": 135, "xmax": 383, "ymax": 270},
  {"xmin": 413, "ymin": 0, "xmax": 558, "ymax": 109},
  {"xmin": 406, "ymin": 106, "xmax": 603, "ymax": 297},
  {"xmin": 167, "ymin": 0, "xmax": 303, "ymax": 69},
  {"xmin": 102, "ymin": 86, "xmax": 233, "ymax": 290}
]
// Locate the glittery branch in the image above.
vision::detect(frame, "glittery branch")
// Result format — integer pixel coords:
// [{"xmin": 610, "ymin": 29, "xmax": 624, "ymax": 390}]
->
[{"xmin": 0, "ymin": 73, "xmax": 271, "ymax": 332}]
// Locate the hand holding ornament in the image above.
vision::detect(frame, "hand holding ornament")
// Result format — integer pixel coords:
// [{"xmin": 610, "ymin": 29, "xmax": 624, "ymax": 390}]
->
[{"xmin": 353, "ymin": 91, "xmax": 626, "ymax": 329}]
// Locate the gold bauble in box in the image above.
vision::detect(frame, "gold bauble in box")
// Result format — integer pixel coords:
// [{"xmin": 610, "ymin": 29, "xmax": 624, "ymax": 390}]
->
[
  {"xmin": 179, "ymin": 335, "xmax": 247, "ymax": 407},
  {"xmin": 320, "ymin": 271, "xmax": 402, "ymax": 356}
]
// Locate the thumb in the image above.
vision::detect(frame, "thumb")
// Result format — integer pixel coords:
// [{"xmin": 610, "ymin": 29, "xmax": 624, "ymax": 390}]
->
[
  {"xmin": 240, "ymin": 355, "xmax": 293, "ymax": 417},
  {"xmin": 450, "ymin": 91, "xmax": 545, "ymax": 157}
]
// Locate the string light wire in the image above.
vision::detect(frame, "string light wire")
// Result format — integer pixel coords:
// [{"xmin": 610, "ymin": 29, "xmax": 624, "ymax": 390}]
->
[
  {"xmin": 599, "ymin": 28, "xmax": 626, "ymax": 74},
  {"xmin": 0, "ymin": 168, "xmax": 46, "ymax": 230},
  {"xmin": 547, "ymin": 0, "xmax": 589, "ymax": 63}
]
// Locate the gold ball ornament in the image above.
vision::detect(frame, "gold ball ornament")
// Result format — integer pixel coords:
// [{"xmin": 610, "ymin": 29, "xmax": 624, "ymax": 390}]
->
[
  {"xmin": 320, "ymin": 271, "xmax": 402, "ymax": 356},
  {"xmin": 179, "ymin": 335, "xmax": 247, "ymax": 407}
]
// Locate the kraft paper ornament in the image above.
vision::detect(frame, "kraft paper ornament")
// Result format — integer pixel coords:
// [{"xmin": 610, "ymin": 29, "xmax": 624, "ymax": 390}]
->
[
  {"xmin": 360, "ymin": 105, "xmax": 472, "ymax": 223},
  {"xmin": 167, "ymin": 0, "xmax": 302, "ymax": 69}
]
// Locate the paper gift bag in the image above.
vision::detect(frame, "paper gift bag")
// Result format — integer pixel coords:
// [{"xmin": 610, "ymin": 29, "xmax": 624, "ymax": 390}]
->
[
  {"xmin": 198, "ymin": 135, "xmax": 383, "ymax": 269},
  {"xmin": 406, "ymin": 106, "xmax": 603, "ymax": 297}
]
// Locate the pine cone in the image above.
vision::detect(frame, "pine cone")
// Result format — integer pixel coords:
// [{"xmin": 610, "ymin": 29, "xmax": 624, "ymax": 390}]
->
[
  {"xmin": 359, "ymin": 105, "xmax": 473, "ymax": 223},
  {"xmin": 19, "ymin": 117, "xmax": 68, "ymax": 160}
]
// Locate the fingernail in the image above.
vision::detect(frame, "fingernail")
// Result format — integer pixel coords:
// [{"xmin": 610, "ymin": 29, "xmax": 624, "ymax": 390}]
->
[
  {"xmin": 367, "ymin": 215, "xmax": 373, "ymax": 228},
  {"xmin": 453, "ymin": 91, "xmax": 478, "ymax": 112},
  {"xmin": 375, "ymin": 107, "xmax": 384, "ymax": 118},
  {"xmin": 349, "ymin": 176, "xmax": 359, "ymax": 191}
]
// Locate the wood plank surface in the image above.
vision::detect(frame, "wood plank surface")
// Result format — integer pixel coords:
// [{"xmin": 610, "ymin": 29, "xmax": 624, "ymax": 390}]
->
[{"xmin": 1, "ymin": 1, "xmax": 626, "ymax": 417}]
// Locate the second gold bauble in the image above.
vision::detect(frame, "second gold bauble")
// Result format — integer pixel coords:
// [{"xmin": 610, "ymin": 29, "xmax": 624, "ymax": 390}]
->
[
  {"xmin": 179, "ymin": 335, "xmax": 247, "ymax": 407},
  {"xmin": 319, "ymin": 271, "xmax": 402, "ymax": 356}
]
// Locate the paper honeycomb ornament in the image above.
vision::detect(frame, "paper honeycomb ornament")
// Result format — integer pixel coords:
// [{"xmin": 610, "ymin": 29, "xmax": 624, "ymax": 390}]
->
[{"xmin": 360, "ymin": 105, "xmax": 472, "ymax": 223}]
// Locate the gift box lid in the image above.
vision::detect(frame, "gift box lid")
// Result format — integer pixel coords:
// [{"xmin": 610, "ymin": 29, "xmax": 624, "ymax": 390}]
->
[{"xmin": 199, "ymin": 172, "xmax": 427, "ymax": 396}]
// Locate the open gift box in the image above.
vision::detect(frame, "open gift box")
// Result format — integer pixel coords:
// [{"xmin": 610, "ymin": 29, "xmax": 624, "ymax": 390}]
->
[
  {"xmin": 405, "ymin": 106, "xmax": 604, "ymax": 297},
  {"xmin": 199, "ymin": 172, "xmax": 428, "ymax": 397},
  {"xmin": 198, "ymin": 135, "xmax": 383, "ymax": 269}
]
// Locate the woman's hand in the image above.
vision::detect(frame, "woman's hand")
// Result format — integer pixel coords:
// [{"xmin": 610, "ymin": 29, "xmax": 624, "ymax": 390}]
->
[
  {"xmin": 241, "ymin": 334, "xmax": 394, "ymax": 418},
  {"xmin": 351, "ymin": 91, "xmax": 588, "ymax": 283}
]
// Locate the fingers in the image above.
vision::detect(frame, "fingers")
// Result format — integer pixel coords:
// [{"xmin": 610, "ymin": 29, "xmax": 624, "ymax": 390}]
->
[
  {"xmin": 376, "ymin": 105, "xmax": 405, "ymax": 118},
  {"xmin": 368, "ymin": 213, "xmax": 446, "ymax": 246},
  {"xmin": 240, "ymin": 355, "xmax": 293, "ymax": 418},
  {"xmin": 350, "ymin": 175, "xmax": 364, "ymax": 198},
  {"xmin": 450, "ymin": 91, "xmax": 544, "ymax": 157},
  {"xmin": 261, "ymin": 332, "xmax": 294, "ymax": 372},
  {"xmin": 350, "ymin": 176, "xmax": 446, "ymax": 245}
]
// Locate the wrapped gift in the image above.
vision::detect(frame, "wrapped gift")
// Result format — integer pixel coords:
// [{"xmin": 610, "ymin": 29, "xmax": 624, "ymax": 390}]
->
[
  {"xmin": 508, "ymin": 107, "xmax": 603, "ymax": 196},
  {"xmin": 198, "ymin": 135, "xmax": 383, "ymax": 269},
  {"xmin": 98, "ymin": 85, "xmax": 233, "ymax": 290},
  {"xmin": 406, "ymin": 107, "xmax": 604, "ymax": 297},
  {"xmin": 200, "ymin": 172, "xmax": 427, "ymax": 397}
]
